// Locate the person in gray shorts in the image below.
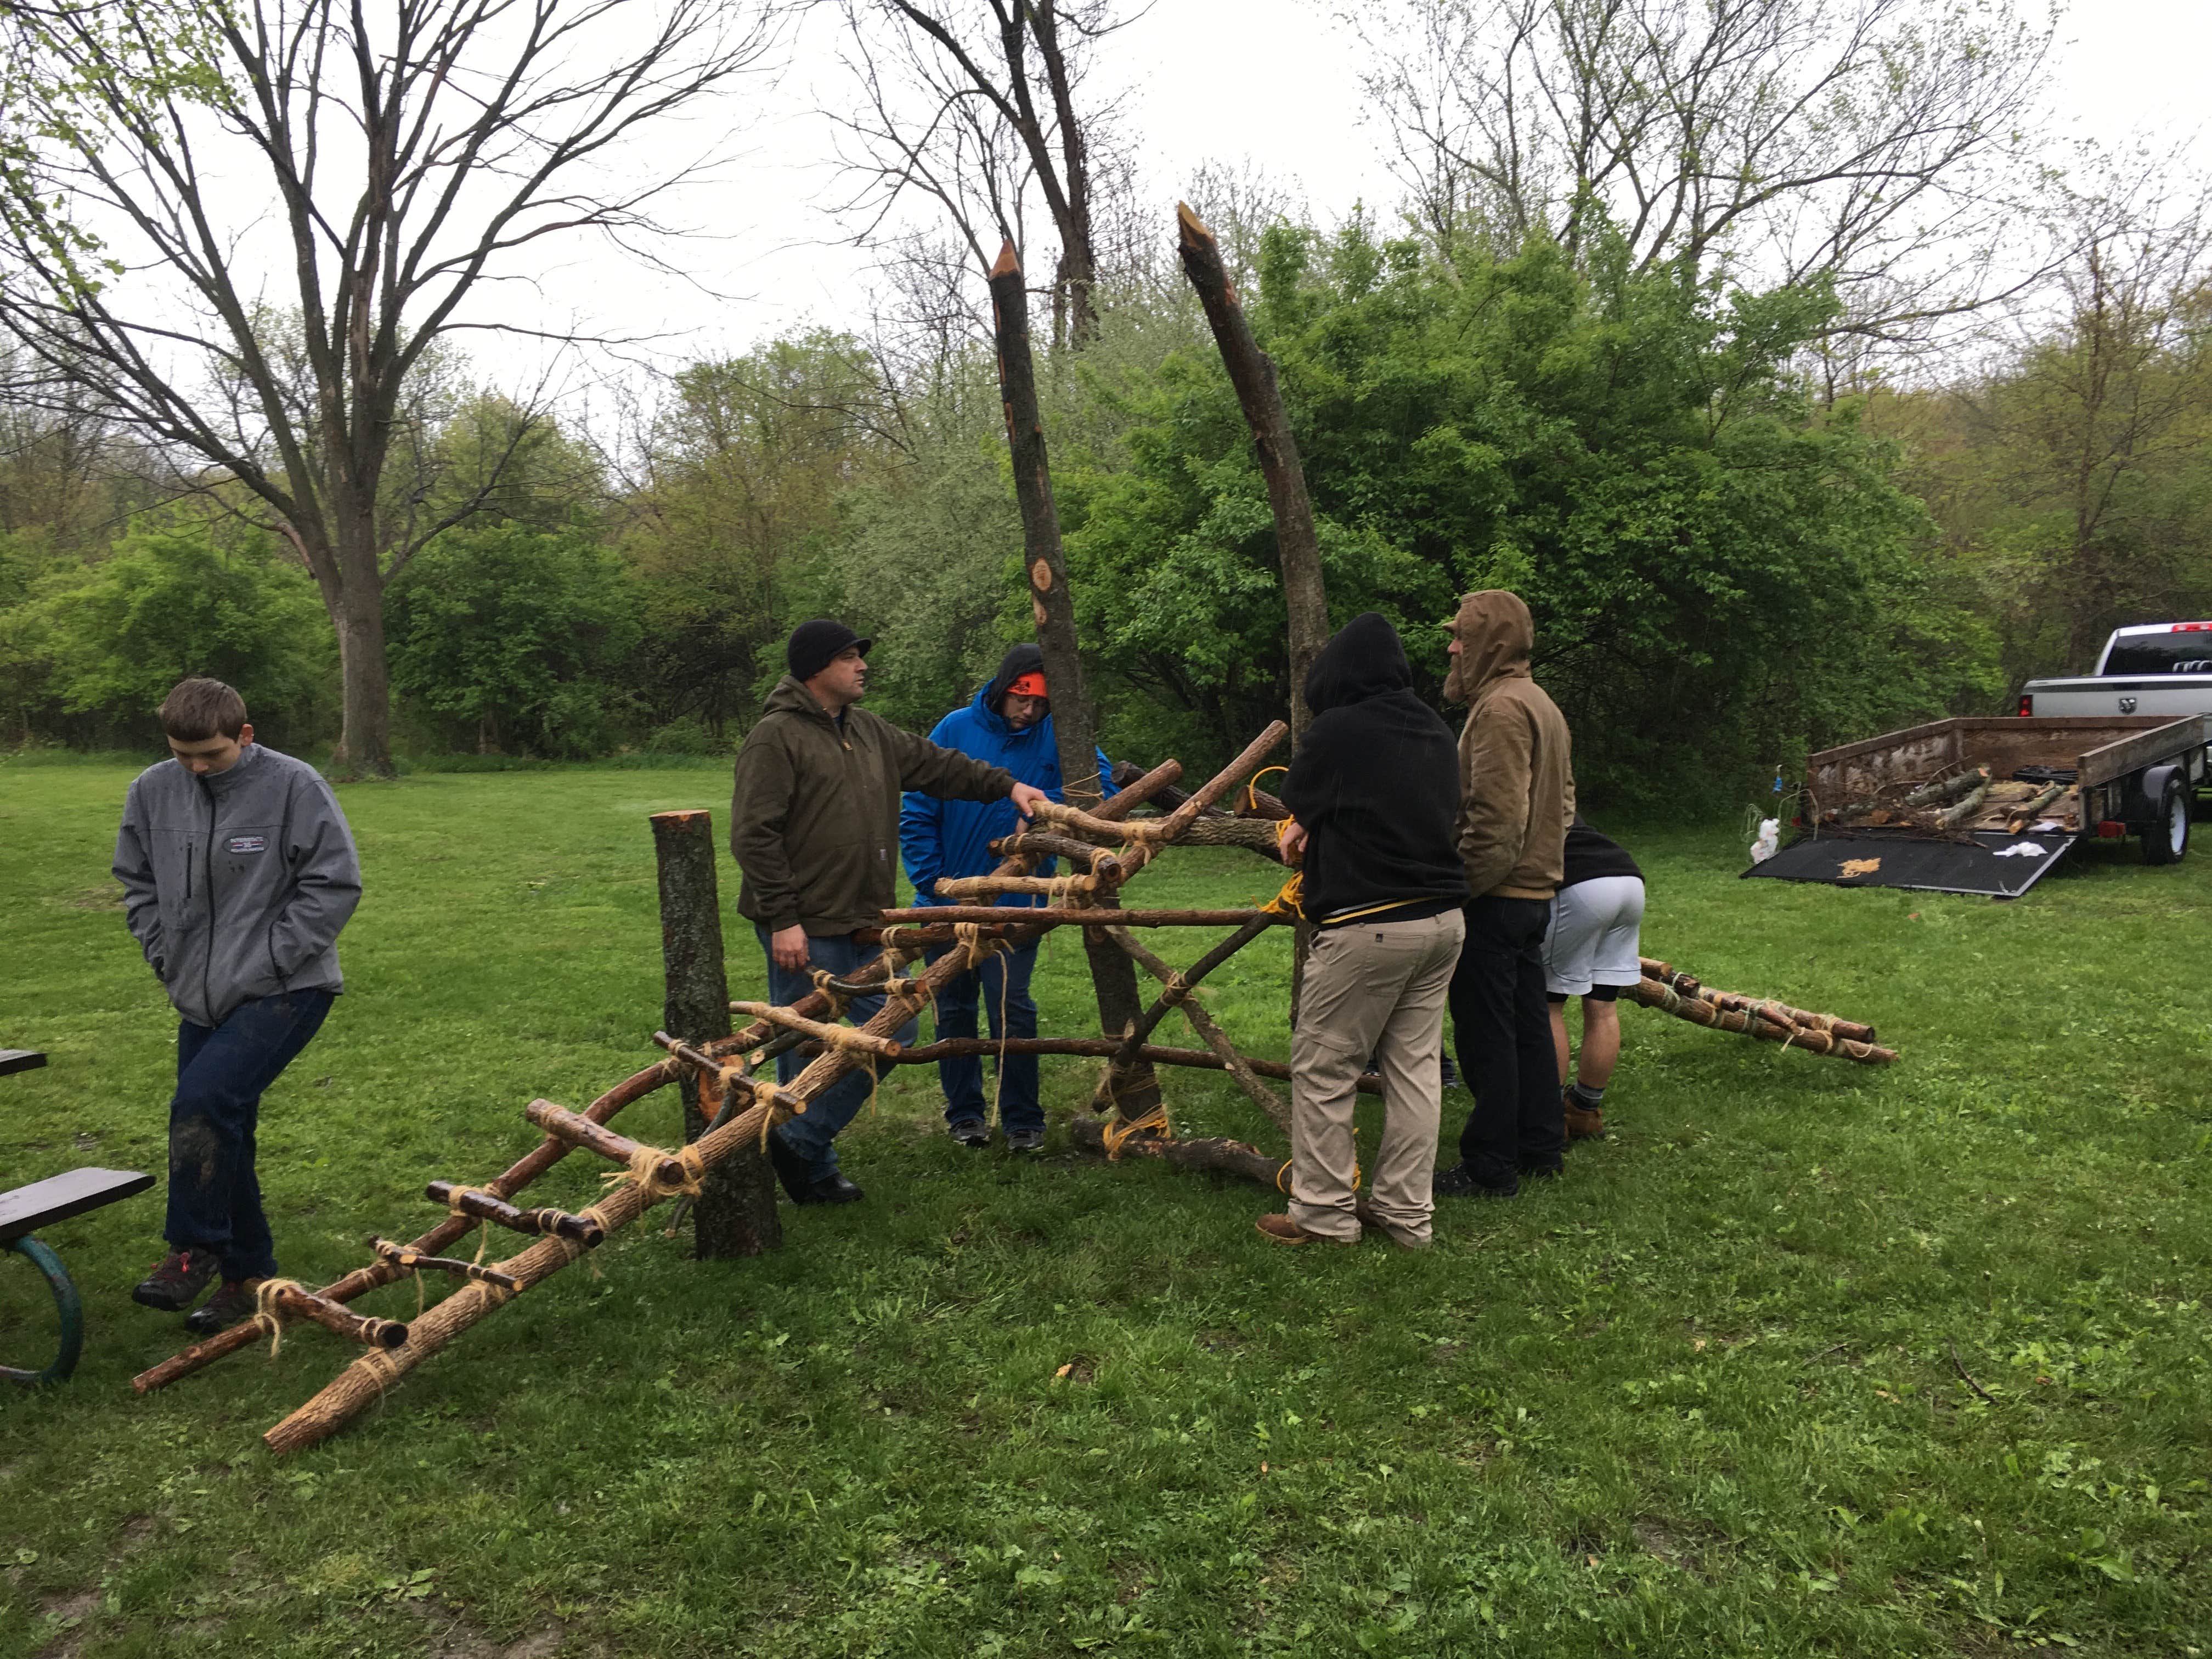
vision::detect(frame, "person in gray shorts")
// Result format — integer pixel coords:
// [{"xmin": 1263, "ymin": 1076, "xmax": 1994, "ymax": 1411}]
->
[{"xmin": 1543, "ymin": 818, "xmax": 1645, "ymax": 1140}]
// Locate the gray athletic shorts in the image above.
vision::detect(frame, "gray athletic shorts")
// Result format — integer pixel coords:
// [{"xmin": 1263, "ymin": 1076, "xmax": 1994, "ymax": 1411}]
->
[{"xmin": 1543, "ymin": 874, "xmax": 1646, "ymax": 996}]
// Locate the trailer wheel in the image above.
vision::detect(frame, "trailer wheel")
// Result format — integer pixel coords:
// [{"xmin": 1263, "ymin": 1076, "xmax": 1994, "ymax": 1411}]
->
[{"xmin": 2143, "ymin": 774, "xmax": 2190, "ymax": 865}]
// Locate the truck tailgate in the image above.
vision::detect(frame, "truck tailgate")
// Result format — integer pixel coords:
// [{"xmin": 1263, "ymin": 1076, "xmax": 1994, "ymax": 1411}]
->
[{"xmin": 1742, "ymin": 830, "xmax": 2074, "ymax": 897}]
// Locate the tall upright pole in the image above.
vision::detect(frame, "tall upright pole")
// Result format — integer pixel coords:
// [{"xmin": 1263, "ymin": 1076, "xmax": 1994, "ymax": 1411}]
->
[
  {"xmin": 988, "ymin": 240, "xmax": 1163, "ymax": 1125},
  {"xmin": 652, "ymin": 810, "xmax": 780, "ymax": 1256},
  {"xmin": 1173, "ymin": 203, "xmax": 1331, "ymax": 751}
]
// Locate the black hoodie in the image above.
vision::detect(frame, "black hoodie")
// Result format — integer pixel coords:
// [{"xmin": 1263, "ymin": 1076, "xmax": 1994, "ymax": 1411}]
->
[
  {"xmin": 983, "ymin": 642, "xmax": 1046, "ymax": 711},
  {"xmin": 1279, "ymin": 612, "xmax": 1466, "ymax": 926}
]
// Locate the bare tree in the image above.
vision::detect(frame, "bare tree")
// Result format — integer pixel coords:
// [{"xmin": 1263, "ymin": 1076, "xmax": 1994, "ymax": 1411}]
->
[
  {"xmin": 826, "ymin": 0, "xmax": 1132, "ymax": 349},
  {"xmin": 1356, "ymin": 0, "xmax": 2052, "ymax": 345},
  {"xmin": 0, "ymin": 0, "xmax": 780, "ymax": 775}
]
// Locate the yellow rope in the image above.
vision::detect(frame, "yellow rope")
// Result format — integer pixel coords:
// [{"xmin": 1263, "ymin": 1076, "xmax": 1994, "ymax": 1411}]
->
[
  {"xmin": 1245, "ymin": 765, "xmax": 1289, "ymax": 815},
  {"xmin": 1099, "ymin": 1099, "xmax": 1171, "ymax": 1159},
  {"xmin": 1260, "ymin": 871, "xmax": 1305, "ymax": 919},
  {"xmin": 252, "ymin": 1277, "xmax": 309, "ymax": 1357}
]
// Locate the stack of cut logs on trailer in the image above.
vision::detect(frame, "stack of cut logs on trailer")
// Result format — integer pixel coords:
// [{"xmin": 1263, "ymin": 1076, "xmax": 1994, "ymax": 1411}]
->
[{"xmin": 1815, "ymin": 764, "xmax": 2081, "ymax": 835}]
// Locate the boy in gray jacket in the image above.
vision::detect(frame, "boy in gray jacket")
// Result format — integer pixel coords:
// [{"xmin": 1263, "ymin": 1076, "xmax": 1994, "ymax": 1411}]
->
[{"xmin": 112, "ymin": 678, "xmax": 362, "ymax": 1333}]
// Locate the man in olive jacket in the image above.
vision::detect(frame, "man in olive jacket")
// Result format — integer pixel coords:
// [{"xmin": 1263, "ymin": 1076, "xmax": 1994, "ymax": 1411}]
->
[
  {"xmin": 1433, "ymin": 590, "xmax": 1577, "ymax": 1200},
  {"xmin": 732, "ymin": 620, "xmax": 1049, "ymax": 1204}
]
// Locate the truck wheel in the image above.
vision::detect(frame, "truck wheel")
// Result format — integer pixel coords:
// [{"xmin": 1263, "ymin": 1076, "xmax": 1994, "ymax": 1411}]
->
[{"xmin": 2143, "ymin": 775, "xmax": 2190, "ymax": 865}]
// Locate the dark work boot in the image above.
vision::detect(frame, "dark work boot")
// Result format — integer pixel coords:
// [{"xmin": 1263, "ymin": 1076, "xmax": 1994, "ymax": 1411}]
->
[
  {"xmin": 765, "ymin": 1133, "xmax": 819, "ymax": 1204},
  {"xmin": 809, "ymin": 1171, "xmax": 865, "ymax": 1204},
  {"xmin": 132, "ymin": 1249, "xmax": 218, "ymax": 1312},
  {"xmin": 184, "ymin": 1278, "xmax": 266, "ymax": 1335},
  {"xmin": 1432, "ymin": 1163, "xmax": 1517, "ymax": 1201}
]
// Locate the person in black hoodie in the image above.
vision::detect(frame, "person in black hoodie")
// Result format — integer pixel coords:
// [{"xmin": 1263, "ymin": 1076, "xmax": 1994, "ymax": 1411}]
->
[{"xmin": 1258, "ymin": 613, "xmax": 1467, "ymax": 1250}]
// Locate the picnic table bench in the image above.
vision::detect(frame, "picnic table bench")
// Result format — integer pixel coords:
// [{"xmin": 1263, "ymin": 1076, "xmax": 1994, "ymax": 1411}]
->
[{"xmin": 2, "ymin": 1050, "xmax": 156, "ymax": 1385}]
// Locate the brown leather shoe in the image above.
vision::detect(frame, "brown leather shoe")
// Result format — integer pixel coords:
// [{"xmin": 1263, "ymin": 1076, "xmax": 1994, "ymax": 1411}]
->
[
  {"xmin": 1255, "ymin": 1212, "xmax": 1353, "ymax": 1246},
  {"xmin": 1564, "ymin": 1100, "xmax": 1605, "ymax": 1140}
]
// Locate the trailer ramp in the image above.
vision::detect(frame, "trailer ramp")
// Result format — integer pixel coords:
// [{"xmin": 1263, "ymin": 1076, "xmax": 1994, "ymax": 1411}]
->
[{"xmin": 1742, "ymin": 830, "xmax": 2075, "ymax": 898}]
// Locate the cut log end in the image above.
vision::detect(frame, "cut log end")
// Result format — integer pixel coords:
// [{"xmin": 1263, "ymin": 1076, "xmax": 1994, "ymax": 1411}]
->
[{"xmin": 990, "ymin": 239, "xmax": 1021, "ymax": 279}]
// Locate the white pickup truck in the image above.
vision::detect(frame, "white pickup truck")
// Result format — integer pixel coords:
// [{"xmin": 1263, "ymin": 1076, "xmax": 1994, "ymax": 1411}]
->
[{"xmin": 2017, "ymin": 622, "xmax": 2212, "ymax": 720}]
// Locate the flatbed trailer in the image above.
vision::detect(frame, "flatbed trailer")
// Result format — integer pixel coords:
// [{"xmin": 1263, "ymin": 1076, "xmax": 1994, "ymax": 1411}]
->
[{"xmin": 1745, "ymin": 714, "xmax": 2212, "ymax": 898}]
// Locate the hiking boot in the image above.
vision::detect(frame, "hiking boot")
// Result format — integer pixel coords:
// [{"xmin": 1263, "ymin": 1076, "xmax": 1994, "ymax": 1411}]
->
[
  {"xmin": 1254, "ymin": 1212, "xmax": 1354, "ymax": 1246},
  {"xmin": 766, "ymin": 1133, "xmax": 819, "ymax": 1204},
  {"xmin": 1440, "ymin": 1054, "xmax": 1461, "ymax": 1090},
  {"xmin": 1004, "ymin": 1126, "xmax": 1045, "ymax": 1153},
  {"xmin": 1564, "ymin": 1100, "xmax": 1605, "ymax": 1140},
  {"xmin": 184, "ymin": 1277, "xmax": 266, "ymax": 1336},
  {"xmin": 808, "ymin": 1171, "xmax": 865, "ymax": 1205},
  {"xmin": 132, "ymin": 1249, "xmax": 218, "ymax": 1312},
  {"xmin": 949, "ymin": 1118, "xmax": 990, "ymax": 1149},
  {"xmin": 1432, "ymin": 1163, "xmax": 1517, "ymax": 1200}
]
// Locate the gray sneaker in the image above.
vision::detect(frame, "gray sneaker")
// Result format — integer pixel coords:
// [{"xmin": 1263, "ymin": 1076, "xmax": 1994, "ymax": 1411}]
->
[
  {"xmin": 949, "ymin": 1118, "xmax": 990, "ymax": 1149},
  {"xmin": 1004, "ymin": 1126, "xmax": 1045, "ymax": 1154}
]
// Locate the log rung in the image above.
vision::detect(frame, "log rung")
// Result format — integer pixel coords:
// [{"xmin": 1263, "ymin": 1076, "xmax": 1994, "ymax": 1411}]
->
[
  {"xmin": 522, "ymin": 1099, "xmax": 687, "ymax": 1185},
  {"xmin": 426, "ymin": 1182, "xmax": 605, "ymax": 1246},
  {"xmin": 264, "ymin": 1283, "xmax": 408, "ymax": 1350},
  {"xmin": 367, "ymin": 1238, "xmax": 522, "ymax": 1293}
]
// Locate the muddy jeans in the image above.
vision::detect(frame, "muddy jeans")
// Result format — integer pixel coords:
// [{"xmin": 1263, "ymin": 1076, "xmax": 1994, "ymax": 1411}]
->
[
  {"xmin": 1288, "ymin": 909, "xmax": 1465, "ymax": 1245},
  {"xmin": 166, "ymin": 989, "xmax": 334, "ymax": 1282}
]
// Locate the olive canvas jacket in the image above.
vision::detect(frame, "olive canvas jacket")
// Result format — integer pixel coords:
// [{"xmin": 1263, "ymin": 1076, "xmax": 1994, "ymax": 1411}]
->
[
  {"xmin": 731, "ymin": 675, "xmax": 1017, "ymax": 935},
  {"xmin": 1442, "ymin": 590, "xmax": 1576, "ymax": 901}
]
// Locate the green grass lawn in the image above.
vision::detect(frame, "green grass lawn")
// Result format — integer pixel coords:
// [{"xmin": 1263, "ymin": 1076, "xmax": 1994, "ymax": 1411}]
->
[{"xmin": 2, "ymin": 757, "xmax": 2208, "ymax": 1658}]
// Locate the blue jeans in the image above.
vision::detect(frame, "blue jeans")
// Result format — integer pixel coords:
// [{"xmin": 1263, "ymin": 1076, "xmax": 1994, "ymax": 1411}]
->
[
  {"xmin": 924, "ymin": 939, "xmax": 1042, "ymax": 1132},
  {"xmin": 166, "ymin": 989, "xmax": 334, "ymax": 1281},
  {"xmin": 757, "ymin": 929, "xmax": 918, "ymax": 1182}
]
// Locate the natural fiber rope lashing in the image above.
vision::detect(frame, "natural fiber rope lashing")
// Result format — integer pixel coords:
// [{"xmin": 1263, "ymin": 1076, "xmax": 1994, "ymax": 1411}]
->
[
  {"xmin": 1101, "ymin": 1101, "xmax": 1171, "ymax": 1160},
  {"xmin": 252, "ymin": 1277, "xmax": 311, "ymax": 1357},
  {"xmin": 602, "ymin": 1141, "xmax": 707, "ymax": 1202},
  {"xmin": 808, "ymin": 967, "xmax": 852, "ymax": 1022}
]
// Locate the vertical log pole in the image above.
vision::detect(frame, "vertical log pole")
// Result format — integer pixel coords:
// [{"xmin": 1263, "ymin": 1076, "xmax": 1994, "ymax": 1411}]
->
[
  {"xmin": 1175, "ymin": 205, "xmax": 1330, "ymax": 1018},
  {"xmin": 987, "ymin": 240, "xmax": 1162, "ymax": 1125},
  {"xmin": 1173, "ymin": 203, "xmax": 1330, "ymax": 752},
  {"xmin": 652, "ymin": 810, "xmax": 780, "ymax": 1256}
]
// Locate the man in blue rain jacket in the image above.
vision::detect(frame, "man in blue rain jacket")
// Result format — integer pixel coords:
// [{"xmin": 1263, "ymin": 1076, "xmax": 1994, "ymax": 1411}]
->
[{"xmin": 900, "ymin": 644, "xmax": 1110, "ymax": 1152}]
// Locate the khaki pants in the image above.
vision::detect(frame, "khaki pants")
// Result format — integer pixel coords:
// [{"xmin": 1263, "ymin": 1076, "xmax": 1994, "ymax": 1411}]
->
[{"xmin": 1288, "ymin": 908, "xmax": 1465, "ymax": 1245}]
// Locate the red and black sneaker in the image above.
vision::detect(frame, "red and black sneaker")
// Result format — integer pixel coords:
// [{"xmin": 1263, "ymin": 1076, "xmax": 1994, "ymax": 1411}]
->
[{"xmin": 131, "ymin": 1249, "xmax": 218, "ymax": 1312}]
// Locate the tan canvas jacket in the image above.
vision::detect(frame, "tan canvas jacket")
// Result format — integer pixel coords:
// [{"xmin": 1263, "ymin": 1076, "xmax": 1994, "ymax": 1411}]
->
[{"xmin": 1443, "ymin": 591, "xmax": 1575, "ymax": 901}]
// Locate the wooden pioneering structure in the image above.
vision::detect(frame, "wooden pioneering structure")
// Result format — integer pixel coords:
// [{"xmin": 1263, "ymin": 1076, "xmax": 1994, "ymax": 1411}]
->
[{"xmin": 129, "ymin": 729, "xmax": 1346, "ymax": 1452}]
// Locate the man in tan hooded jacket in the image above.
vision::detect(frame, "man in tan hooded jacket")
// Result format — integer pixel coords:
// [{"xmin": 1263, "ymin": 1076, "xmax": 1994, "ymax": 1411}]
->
[{"xmin": 1433, "ymin": 590, "xmax": 1577, "ymax": 1199}]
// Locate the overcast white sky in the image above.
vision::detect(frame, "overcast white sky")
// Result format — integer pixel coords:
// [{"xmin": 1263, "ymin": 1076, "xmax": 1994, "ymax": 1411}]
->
[{"xmin": 501, "ymin": 0, "xmax": 2207, "ymax": 380}]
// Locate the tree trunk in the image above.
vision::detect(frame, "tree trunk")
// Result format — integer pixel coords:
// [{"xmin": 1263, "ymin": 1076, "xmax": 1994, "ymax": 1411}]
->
[
  {"xmin": 1173, "ymin": 203, "xmax": 1330, "ymax": 751},
  {"xmin": 652, "ymin": 810, "xmax": 780, "ymax": 1256},
  {"xmin": 326, "ymin": 573, "xmax": 395, "ymax": 778},
  {"xmin": 988, "ymin": 238, "xmax": 1161, "ymax": 1125}
]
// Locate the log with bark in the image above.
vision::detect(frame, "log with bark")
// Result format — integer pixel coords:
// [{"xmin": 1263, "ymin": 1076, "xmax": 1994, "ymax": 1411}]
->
[
  {"xmin": 1626, "ymin": 976, "xmax": 1897, "ymax": 1064},
  {"xmin": 1904, "ymin": 768, "xmax": 1989, "ymax": 808},
  {"xmin": 1937, "ymin": 782, "xmax": 1994, "ymax": 829}
]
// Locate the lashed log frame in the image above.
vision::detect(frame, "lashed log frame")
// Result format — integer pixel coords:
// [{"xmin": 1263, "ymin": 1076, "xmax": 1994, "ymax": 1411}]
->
[
  {"xmin": 990, "ymin": 238, "xmax": 1164, "ymax": 1126},
  {"xmin": 1063, "ymin": 1116, "xmax": 1391, "ymax": 1235},
  {"xmin": 144, "ymin": 767, "xmax": 1207, "ymax": 1401},
  {"xmin": 1111, "ymin": 916, "xmax": 1278, "ymax": 1069},
  {"xmin": 1105, "ymin": 927, "xmax": 1291, "ymax": 1132},
  {"xmin": 1626, "ymin": 977, "xmax": 1897, "ymax": 1065},
  {"xmin": 133, "ymin": 1059, "xmax": 675, "ymax": 1393},
  {"xmin": 264, "ymin": 923, "xmax": 1003, "ymax": 1454},
  {"xmin": 653, "ymin": 809, "xmax": 777, "ymax": 1258},
  {"xmin": 1635, "ymin": 957, "xmax": 1878, "ymax": 1045},
  {"xmin": 1173, "ymin": 205, "xmax": 1329, "ymax": 751}
]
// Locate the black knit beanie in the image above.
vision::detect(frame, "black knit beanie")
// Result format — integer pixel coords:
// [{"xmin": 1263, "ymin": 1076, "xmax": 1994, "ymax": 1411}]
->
[{"xmin": 786, "ymin": 619, "xmax": 872, "ymax": 683}]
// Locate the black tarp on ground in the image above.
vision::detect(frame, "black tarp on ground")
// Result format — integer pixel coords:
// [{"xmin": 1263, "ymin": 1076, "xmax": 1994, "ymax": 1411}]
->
[{"xmin": 1741, "ymin": 830, "xmax": 2076, "ymax": 898}]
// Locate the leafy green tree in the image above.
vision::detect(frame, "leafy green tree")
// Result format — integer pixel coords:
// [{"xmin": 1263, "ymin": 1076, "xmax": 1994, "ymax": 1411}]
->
[
  {"xmin": 29, "ymin": 522, "xmax": 335, "ymax": 747},
  {"xmin": 385, "ymin": 523, "xmax": 642, "ymax": 758},
  {"xmin": 1060, "ymin": 220, "xmax": 1991, "ymax": 804}
]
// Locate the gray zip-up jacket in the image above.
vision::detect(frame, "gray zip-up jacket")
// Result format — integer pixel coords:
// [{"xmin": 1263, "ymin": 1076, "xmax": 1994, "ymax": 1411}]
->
[{"xmin": 112, "ymin": 743, "xmax": 363, "ymax": 1028}]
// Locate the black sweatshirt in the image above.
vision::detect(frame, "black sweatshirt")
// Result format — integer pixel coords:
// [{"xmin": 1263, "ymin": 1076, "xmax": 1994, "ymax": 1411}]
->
[
  {"xmin": 1280, "ymin": 611, "xmax": 1467, "ymax": 927},
  {"xmin": 1561, "ymin": 817, "xmax": 1642, "ymax": 889}
]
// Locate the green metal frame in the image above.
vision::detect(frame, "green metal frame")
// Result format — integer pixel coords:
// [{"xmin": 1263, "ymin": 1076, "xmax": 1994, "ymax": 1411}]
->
[{"xmin": 3, "ymin": 1235, "xmax": 84, "ymax": 1385}]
